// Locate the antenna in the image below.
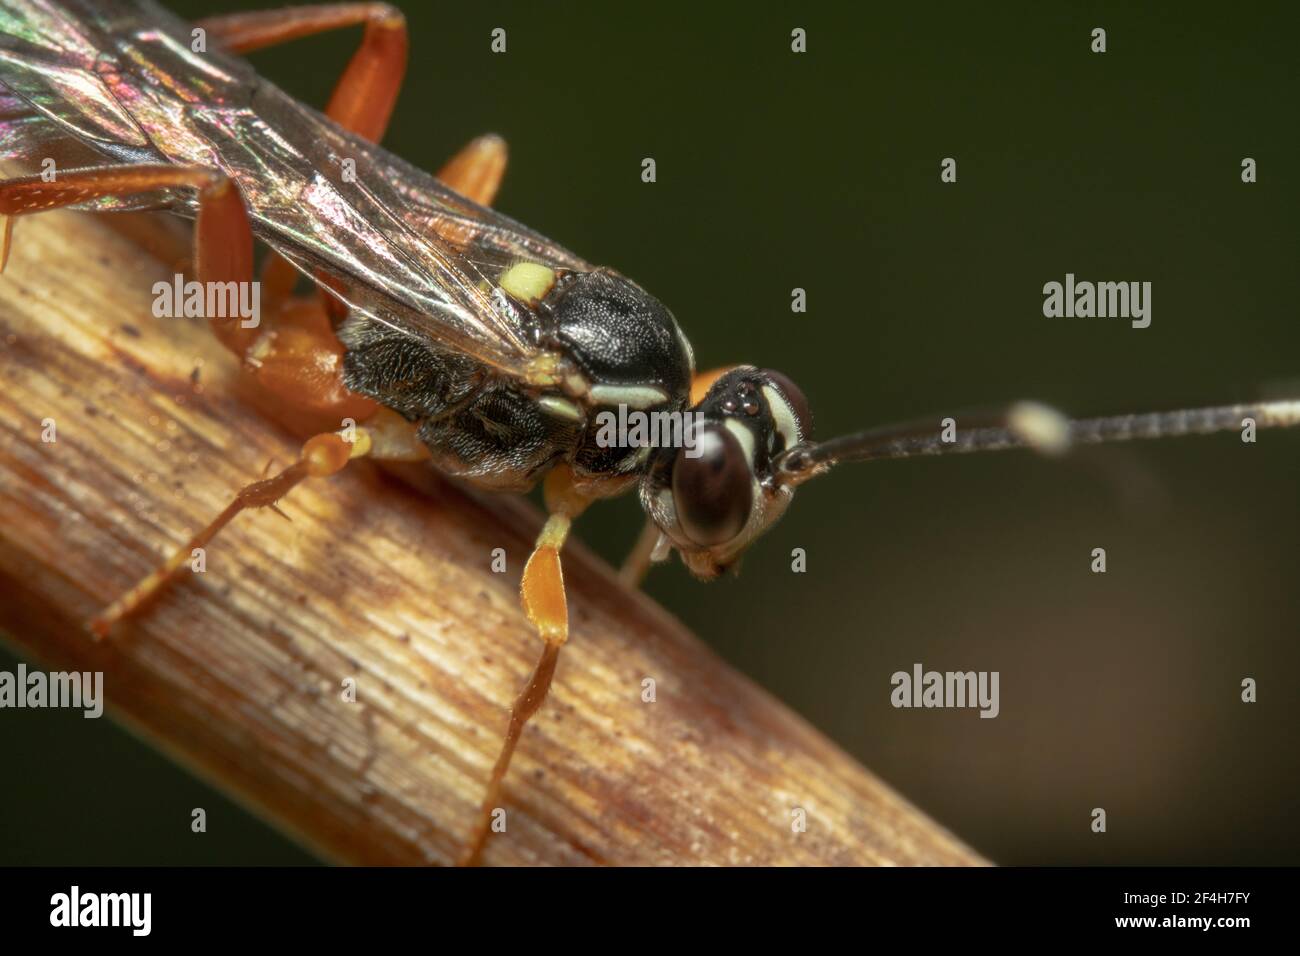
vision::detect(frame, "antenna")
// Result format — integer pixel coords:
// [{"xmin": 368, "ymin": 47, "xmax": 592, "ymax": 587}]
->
[{"xmin": 776, "ymin": 399, "xmax": 1300, "ymax": 484}]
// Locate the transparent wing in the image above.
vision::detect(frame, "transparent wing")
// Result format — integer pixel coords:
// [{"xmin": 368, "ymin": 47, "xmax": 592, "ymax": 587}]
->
[{"xmin": 0, "ymin": 0, "xmax": 592, "ymax": 380}]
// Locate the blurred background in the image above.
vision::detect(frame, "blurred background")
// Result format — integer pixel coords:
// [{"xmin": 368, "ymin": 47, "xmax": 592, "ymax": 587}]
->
[{"xmin": 2, "ymin": 0, "xmax": 1297, "ymax": 864}]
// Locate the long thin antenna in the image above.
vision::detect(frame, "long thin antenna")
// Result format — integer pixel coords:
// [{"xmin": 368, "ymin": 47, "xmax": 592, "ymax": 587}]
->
[{"xmin": 776, "ymin": 399, "xmax": 1300, "ymax": 483}]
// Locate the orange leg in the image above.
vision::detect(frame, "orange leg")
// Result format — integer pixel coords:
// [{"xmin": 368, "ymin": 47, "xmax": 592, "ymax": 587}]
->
[
  {"xmin": 6, "ymin": 12, "xmax": 516, "ymax": 857},
  {"xmin": 0, "ymin": 165, "xmax": 373, "ymax": 419},
  {"xmin": 0, "ymin": 165, "xmax": 254, "ymax": 347},
  {"xmin": 200, "ymin": 3, "xmax": 409, "ymax": 144},
  {"xmin": 458, "ymin": 467, "xmax": 591, "ymax": 867},
  {"xmin": 436, "ymin": 134, "xmax": 509, "ymax": 206},
  {"xmin": 244, "ymin": 296, "xmax": 378, "ymax": 423},
  {"xmin": 88, "ymin": 406, "xmax": 430, "ymax": 636},
  {"xmin": 200, "ymin": 4, "xmax": 408, "ymax": 314},
  {"xmin": 0, "ymin": 213, "xmax": 13, "ymax": 273},
  {"xmin": 197, "ymin": 6, "xmax": 506, "ymax": 297},
  {"xmin": 90, "ymin": 432, "xmax": 357, "ymax": 637},
  {"xmin": 0, "ymin": 163, "xmax": 386, "ymax": 629}
]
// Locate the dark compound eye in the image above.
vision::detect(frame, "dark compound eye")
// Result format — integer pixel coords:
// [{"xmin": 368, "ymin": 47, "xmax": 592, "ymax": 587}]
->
[
  {"xmin": 672, "ymin": 425, "xmax": 753, "ymax": 548},
  {"xmin": 760, "ymin": 369, "xmax": 814, "ymax": 444}
]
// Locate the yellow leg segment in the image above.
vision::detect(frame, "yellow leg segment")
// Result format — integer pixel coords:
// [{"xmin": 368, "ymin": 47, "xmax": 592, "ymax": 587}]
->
[{"xmin": 459, "ymin": 466, "xmax": 589, "ymax": 866}]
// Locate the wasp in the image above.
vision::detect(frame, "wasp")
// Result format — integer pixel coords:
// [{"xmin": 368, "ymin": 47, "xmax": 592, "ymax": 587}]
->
[{"xmin": 2, "ymin": 0, "xmax": 1298, "ymax": 866}]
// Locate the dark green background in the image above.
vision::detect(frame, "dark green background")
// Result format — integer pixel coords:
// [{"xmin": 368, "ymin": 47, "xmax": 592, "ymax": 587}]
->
[{"xmin": 3, "ymin": 0, "xmax": 1298, "ymax": 865}]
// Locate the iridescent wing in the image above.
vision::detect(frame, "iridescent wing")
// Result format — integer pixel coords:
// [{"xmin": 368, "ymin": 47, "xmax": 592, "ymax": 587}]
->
[{"xmin": 0, "ymin": 0, "xmax": 593, "ymax": 381}]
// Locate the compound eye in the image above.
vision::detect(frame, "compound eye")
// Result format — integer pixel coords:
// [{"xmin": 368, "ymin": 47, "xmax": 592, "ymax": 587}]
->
[
  {"xmin": 672, "ymin": 425, "xmax": 753, "ymax": 548},
  {"xmin": 760, "ymin": 369, "xmax": 814, "ymax": 442}
]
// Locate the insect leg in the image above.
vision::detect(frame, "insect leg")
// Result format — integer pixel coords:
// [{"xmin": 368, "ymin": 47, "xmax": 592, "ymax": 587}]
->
[
  {"xmin": 0, "ymin": 213, "xmax": 13, "ymax": 273},
  {"xmin": 619, "ymin": 518, "xmax": 663, "ymax": 588},
  {"xmin": 436, "ymin": 135, "xmax": 509, "ymax": 207},
  {"xmin": 89, "ymin": 432, "xmax": 355, "ymax": 637},
  {"xmin": 0, "ymin": 165, "xmax": 375, "ymax": 421},
  {"xmin": 199, "ymin": 3, "xmax": 408, "ymax": 144},
  {"xmin": 459, "ymin": 466, "xmax": 592, "ymax": 866},
  {"xmin": 200, "ymin": 4, "xmax": 409, "ymax": 307},
  {"xmin": 200, "ymin": 8, "xmax": 505, "ymax": 280},
  {"xmin": 245, "ymin": 295, "xmax": 379, "ymax": 422},
  {"xmin": 0, "ymin": 165, "xmax": 254, "ymax": 345},
  {"xmin": 89, "ymin": 410, "xmax": 427, "ymax": 638}
]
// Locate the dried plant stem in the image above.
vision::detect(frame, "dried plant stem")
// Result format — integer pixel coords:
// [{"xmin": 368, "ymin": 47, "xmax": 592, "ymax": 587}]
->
[{"xmin": 0, "ymin": 207, "xmax": 983, "ymax": 866}]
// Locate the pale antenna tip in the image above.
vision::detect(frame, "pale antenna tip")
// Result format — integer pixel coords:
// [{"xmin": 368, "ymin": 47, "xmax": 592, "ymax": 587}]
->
[{"xmin": 1008, "ymin": 401, "xmax": 1071, "ymax": 456}]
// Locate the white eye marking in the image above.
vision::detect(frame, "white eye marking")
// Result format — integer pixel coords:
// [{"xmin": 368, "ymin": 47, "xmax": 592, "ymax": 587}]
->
[
  {"xmin": 589, "ymin": 384, "xmax": 669, "ymax": 409},
  {"xmin": 538, "ymin": 395, "xmax": 584, "ymax": 421},
  {"xmin": 762, "ymin": 384, "xmax": 801, "ymax": 448},
  {"xmin": 724, "ymin": 419, "xmax": 758, "ymax": 467}
]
